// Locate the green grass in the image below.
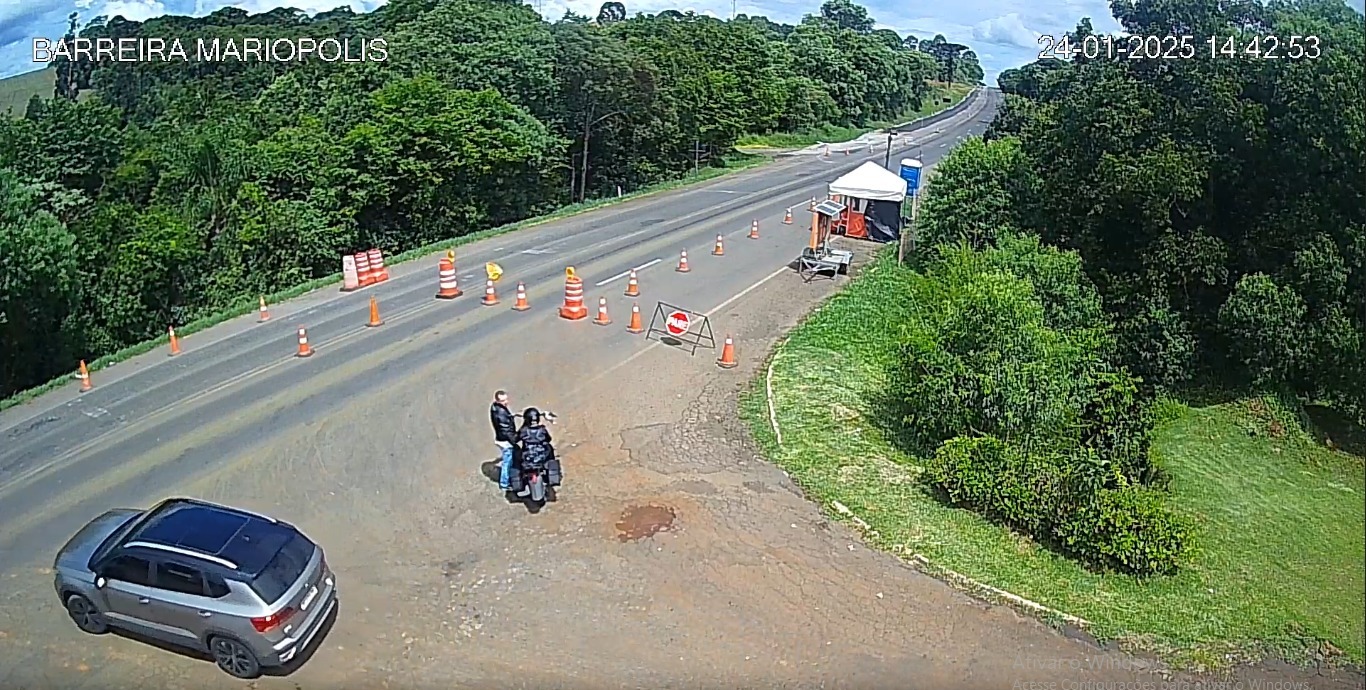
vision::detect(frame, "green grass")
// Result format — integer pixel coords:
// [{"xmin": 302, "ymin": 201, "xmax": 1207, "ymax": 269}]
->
[
  {"xmin": 736, "ymin": 82, "xmax": 974, "ymax": 150},
  {"xmin": 0, "ymin": 152, "xmax": 767, "ymax": 412},
  {"xmin": 739, "ymin": 249, "xmax": 1366, "ymax": 670}
]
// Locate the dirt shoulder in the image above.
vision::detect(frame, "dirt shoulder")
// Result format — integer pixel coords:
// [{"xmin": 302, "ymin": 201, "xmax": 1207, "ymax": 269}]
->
[{"xmin": 452, "ymin": 241, "xmax": 1359, "ymax": 689}]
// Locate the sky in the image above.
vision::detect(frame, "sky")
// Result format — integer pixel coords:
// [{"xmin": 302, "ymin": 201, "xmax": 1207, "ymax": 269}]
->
[{"xmin": 3, "ymin": 0, "xmax": 1364, "ymax": 83}]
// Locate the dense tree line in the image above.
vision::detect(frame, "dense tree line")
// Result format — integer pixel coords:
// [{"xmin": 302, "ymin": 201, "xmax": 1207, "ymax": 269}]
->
[
  {"xmin": 0, "ymin": 0, "xmax": 978, "ymax": 401},
  {"xmin": 981, "ymin": 0, "xmax": 1364, "ymax": 420},
  {"xmin": 896, "ymin": 0, "xmax": 1362, "ymax": 575}
]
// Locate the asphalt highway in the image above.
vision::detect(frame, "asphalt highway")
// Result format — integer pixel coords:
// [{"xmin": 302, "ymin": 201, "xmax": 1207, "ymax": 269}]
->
[{"xmin": 0, "ymin": 86, "xmax": 998, "ymax": 687}]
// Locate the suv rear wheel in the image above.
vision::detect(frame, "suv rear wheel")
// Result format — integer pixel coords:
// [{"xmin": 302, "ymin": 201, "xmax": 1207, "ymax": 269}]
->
[
  {"xmin": 209, "ymin": 635, "xmax": 262, "ymax": 679},
  {"xmin": 64, "ymin": 594, "xmax": 108, "ymax": 634}
]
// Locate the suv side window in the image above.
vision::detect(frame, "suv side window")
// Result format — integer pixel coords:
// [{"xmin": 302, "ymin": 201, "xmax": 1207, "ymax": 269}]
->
[
  {"xmin": 204, "ymin": 574, "xmax": 232, "ymax": 599},
  {"xmin": 153, "ymin": 561, "xmax": 207, "ymax": 597},
  {"xmin": 102, "ymin": 555, "xmax": 153, "ymax": 586}
]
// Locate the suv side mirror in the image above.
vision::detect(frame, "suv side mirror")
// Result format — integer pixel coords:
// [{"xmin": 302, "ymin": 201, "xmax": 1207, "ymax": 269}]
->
[{"xmin": 94, "ymin": 576, "xmax": 106, "ymax": 589}]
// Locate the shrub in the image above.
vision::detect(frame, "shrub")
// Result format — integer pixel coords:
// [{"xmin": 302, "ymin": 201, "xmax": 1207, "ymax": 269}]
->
[
  {"xmin": 1077, "ymin": 368, "xmax": 1158, "ymax": 485},
  {"xmin": 1057, "ymin": 484, "xmax": 1194, "ymax": 576},
  {"xmin": 888, "ymin": 259, "xmax": 1092, "ymax": 453},
  {"xmin": 926, "ymin": 436, "xmax": 1100, "ymax": 536}
]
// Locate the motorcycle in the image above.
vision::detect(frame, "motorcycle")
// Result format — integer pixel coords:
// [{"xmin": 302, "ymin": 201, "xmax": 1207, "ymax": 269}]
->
[{"xmin": 511, "ymin": 411, "xmax": 558, "ymax": 506}]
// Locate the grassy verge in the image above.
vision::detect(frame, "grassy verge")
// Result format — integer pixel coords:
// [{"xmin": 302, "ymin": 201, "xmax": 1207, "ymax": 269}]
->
[
  {"xmin": 0, "ymin": 152, "xmax": 767, "ymax": 413},
  {"xmin": 738, "ymin": 249, "xmax": 1366, "ymax": 670},
  {"xmin": 736, "ymin": 82, "xmax": 974, "ymax": 150}
]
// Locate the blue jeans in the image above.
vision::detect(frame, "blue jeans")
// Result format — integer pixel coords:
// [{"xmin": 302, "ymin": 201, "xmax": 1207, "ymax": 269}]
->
[{"xmin": 497, "ymin": 442, "xmax": 514, "ymax": 490}]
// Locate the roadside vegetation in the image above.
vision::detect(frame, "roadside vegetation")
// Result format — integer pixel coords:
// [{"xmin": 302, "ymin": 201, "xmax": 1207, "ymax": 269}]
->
[
  {"xmin": 742, "ymin": 0, "xmax": 1365, "ymax": 669},
  {"xmin": 736, "ymin": 81, "xmax": 973, "ymax": 150},
  {"xmin": 0, "ymin": 0, "xmax": 983, "ymax": 406}
]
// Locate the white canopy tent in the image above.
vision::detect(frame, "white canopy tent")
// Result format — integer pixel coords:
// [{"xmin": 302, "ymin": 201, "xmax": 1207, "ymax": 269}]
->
[{"xmin": 827, "ymin": 161, "xmax": 907, "ymax": 203}]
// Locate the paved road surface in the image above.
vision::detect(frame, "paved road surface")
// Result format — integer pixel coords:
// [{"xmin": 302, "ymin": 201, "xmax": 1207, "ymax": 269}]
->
[{"xmin": 0, "ymin": 87, "xmax": 1354, "ymax": 689}]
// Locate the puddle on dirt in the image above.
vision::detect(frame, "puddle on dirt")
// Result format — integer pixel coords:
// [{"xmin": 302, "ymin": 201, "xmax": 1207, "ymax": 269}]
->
[{"xmin": 614, "ymin": 504, "xmax": 677, "ymax": 542}]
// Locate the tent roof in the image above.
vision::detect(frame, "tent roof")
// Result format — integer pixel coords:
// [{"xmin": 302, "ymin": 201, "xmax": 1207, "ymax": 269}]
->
[{"xmin": 828, "ymin": 161, "xmax": 906, "ymax": 203}]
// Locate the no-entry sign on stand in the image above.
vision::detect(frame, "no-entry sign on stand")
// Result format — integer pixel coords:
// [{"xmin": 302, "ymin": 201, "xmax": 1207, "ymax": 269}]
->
[{"xmin": 645, "ymin": 302, "xmax": 716, "ymax": 356}]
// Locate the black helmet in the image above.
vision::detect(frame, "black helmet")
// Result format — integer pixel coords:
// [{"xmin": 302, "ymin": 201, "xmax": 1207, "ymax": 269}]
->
[{"xmin": 522, "ymin": 407, "xmax": 541, "ymax": 425}]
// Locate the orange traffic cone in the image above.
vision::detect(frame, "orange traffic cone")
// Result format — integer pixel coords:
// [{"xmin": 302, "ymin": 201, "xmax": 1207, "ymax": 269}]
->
[
  {"xmin": 257, "ymin": 296, "xmax": 270, "ymax": 322},
  {"xmin": 78, "ymin": 360, "xmax": 92, "ymax": 392},
  {"xmin": 482, "ymin": 279, "xmax": 499, "ymax": 306},
  {"xmin": 782, "ymin": 209, "xmax": 792, "ymax": 225},
  {"xmin": 436, "ymin": 257, "xmax": 462, "ymax": 299},
  {"xmin": 593, "ymin": 297, "xmax": 611, "ymax": 325},
  {"xmin": 560, "ymin": 267, "xmax": 588, "ymax": 320},
  {"xmin": 626, "ymin": 302, "xmax": 645, "ymax": 333},
  {"xmin": 717, "ymin": 335, "xmax": 738, "ymax": 369},
  {"xmin": 843, "ymin": 147, "xmax": 850, "ymax": 156},
  {"xmin": 296, "ymin": 327, "xmax": 313, "ymax": 358},
  {"xmin": 168, "ymin": 327, "xmax": 182, "ymax": 356},
  {"xmin": 749, "ymin": 220, "xmax": 760, "ymax": 239},
  {"xmin": 367, "ymin": 296, "xmax": 384, "ymax": 327},
  {"xmin": 624, "ymin": 269, "xmax": 640, "ymax": 297},
  {"xmin": 712, "ymin": 234, "xmax": 725, "ymax": 256},
  {"xmin": 676, "ymin": 250, "xmax": 691, "ymax": 273},
  {"xmin": 512, "ymin": 282, "xmax": 530, "ymax": 311}
]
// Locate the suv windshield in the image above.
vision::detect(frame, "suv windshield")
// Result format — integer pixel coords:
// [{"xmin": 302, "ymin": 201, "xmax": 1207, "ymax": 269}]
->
[{"xmin": 248, "ymin": 532, "xmax": 315, "ymax": 604}]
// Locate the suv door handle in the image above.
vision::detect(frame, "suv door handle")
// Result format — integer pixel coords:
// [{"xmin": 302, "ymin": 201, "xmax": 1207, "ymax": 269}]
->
[
  {"xmin": 137, "ymin": 597, "xmax": 150, "ymax": 604},
  {"xmin": 198, "ymin": 611, "xmax": 212, "ymax": 618}
]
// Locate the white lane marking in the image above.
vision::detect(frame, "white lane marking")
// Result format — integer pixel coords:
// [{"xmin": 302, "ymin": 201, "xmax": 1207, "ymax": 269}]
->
[
  {"xmin": 574, "ymin": 263, "xmax": 792, "ymax": 393},
  {"xmin": 595, "ymin": 258, "xmax": 663, "ymax": 287},
  {"xmin": 520, "ymin": 249, "xmax": 554, "ymax": 255}
]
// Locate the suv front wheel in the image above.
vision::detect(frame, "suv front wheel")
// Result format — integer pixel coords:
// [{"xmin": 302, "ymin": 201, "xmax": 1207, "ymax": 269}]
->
[
  {"xmin": 65, "ymin": 594, "xmax": 108, "ymax": 634},
  {"xmin": 209, "ymin": 635, "xmax": 262, "ymax": 679}
]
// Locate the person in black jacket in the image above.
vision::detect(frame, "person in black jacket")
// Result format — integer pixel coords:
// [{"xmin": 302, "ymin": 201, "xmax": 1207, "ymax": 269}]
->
[
  {"xmin": 489, "ymin": 390, "xmax": 517, "ymax": 491},
  {"xmin": 514, "ymin": 407, "xmax": 561, "ymax": 495}
]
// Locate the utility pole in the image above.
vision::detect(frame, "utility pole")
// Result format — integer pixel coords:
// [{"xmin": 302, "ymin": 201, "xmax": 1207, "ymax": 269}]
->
[
  {"xmin": 898, "ymin": 189, "xmax": 921, "ymax": 265},
  {"xmin": 884, "ymin": 130, "xmax": 895, "ymax": 169}
]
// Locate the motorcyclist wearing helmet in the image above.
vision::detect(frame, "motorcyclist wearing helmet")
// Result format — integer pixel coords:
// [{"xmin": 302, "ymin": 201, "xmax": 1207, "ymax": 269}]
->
[{"xmin": 513, "ymin": 407, "xmax": 561, "ymax": 495}]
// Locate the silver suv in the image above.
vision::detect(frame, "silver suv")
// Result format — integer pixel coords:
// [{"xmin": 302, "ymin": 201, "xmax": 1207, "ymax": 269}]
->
[{"xmin": 52, "ymin": 497, "xmax": 337, "ymax": 679}]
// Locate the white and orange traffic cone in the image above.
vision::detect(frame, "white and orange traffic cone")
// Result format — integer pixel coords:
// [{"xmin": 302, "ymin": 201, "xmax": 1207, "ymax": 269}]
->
[
  {"xmin": 717, "ymin": 335, "xmax": 738, "ymax": 369},
  {"xmin": 257, "ymin": 296, "xmax": 270, "ymax": 322},
  {"xmin": 168, "ymin": 327, "xmax": 182, "ymax": 356},
  {"xmin": 712, "ymin": 234, "xmax": 725, "ymax": 256},
  {"xmin": 436, "ymin": 257, "xmax": 462, "ymax": 299},
  {"xmin": 593, "ymin": 297, "xmax": 611, "ymax": 326},
  {"xmin": 676, "ymin": 250, "xmax": 691, "ymax": 273},
  {"xmin": 626, "ymin": 302, "xmax": 645, "ymax": 334},
  {"xmin": 808, "ymin": 197, "xmax": 816, "ymax": 211},
  {"xmin": 782, "ymin": 209, "xmax": 792, "ymax": 225},
  {"xmin": 512, "ymin": 282, "xmax": 530, "ymax": 311},
  {"xmin": 624, "ymin": 269, "xmax": 640, "ymax": 297},
  {"xmin": 749, "ymin": 220, "xmax": 760, "ymax": 239},
  {"xmin": 78, "ymin": 360, "xmax": 92, "ymax": 392},
  {"xmin": 481, "ymin": 279, "xmax": 499, "ymax": 306},
  {"xmin": 367, "ymin": 296, "xmax": 384, "ymax": 327},
  {"xmin": 296, "ymin": 327, "xmax": 313, "ymax": 358}
]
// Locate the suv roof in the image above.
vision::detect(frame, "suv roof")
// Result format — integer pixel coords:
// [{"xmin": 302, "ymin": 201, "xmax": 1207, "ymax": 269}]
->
[{"xmin": 122, "ymin": 498, "xmax": 301, "ymax": 576}]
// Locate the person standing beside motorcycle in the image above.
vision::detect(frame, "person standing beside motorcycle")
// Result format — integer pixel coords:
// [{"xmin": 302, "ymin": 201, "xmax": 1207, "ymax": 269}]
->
[{"xmin": 489, "ymin": 390, "xmax": 518, "ymax": 491}]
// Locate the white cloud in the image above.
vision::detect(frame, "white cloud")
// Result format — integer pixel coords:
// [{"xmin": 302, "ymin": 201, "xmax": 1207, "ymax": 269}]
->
[
  {"xmin": 971, "ymin": 12, "xmax": 1039, "ymax": 50},
  {"xmin": 0, "ymin": 0, "xmax": 1139, "ymax": 82},
  {"xmin": 96, "ymin": 0, "xmax": 168, "ymax": 21}
]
